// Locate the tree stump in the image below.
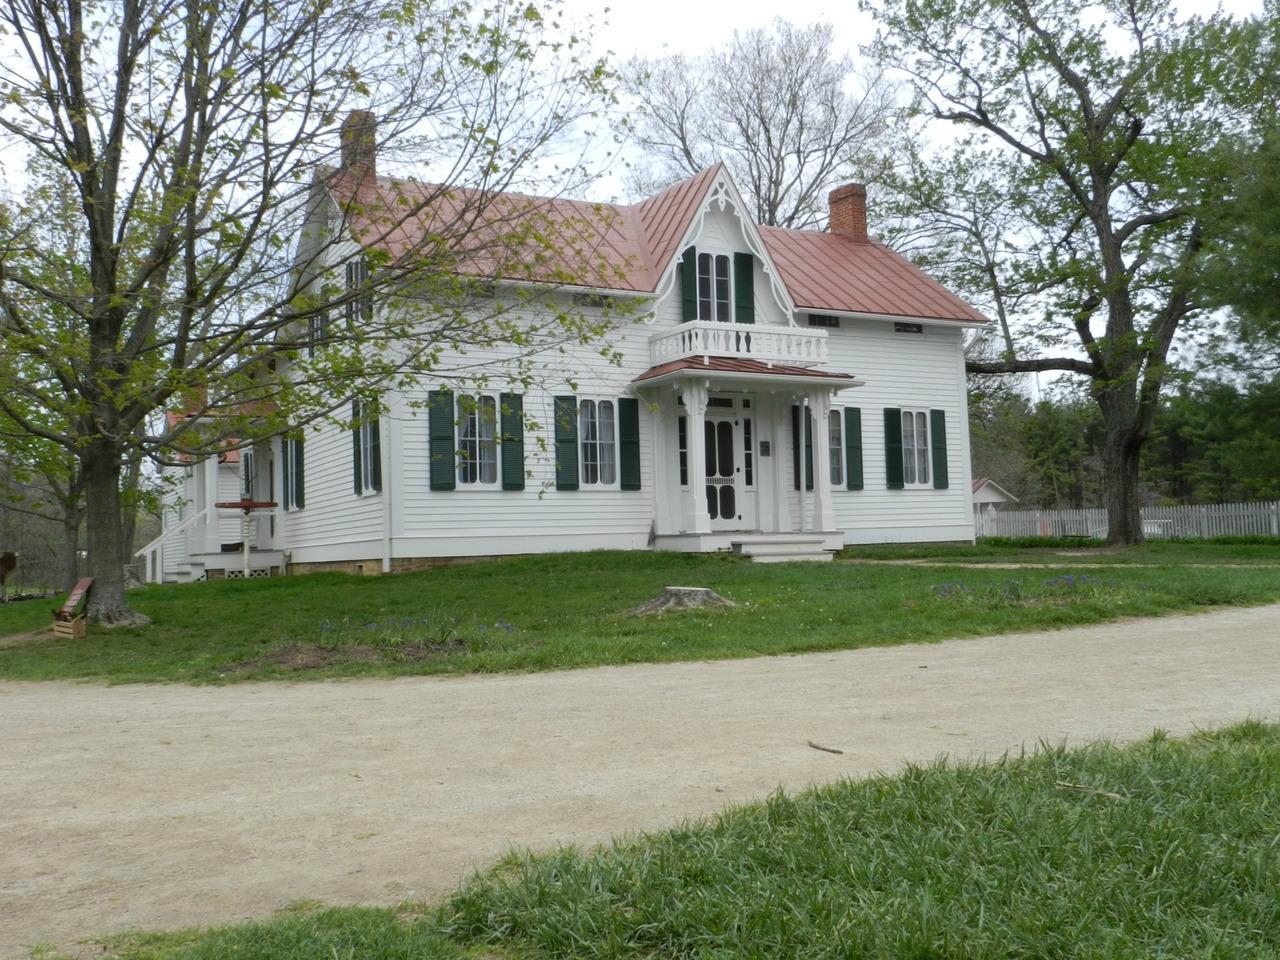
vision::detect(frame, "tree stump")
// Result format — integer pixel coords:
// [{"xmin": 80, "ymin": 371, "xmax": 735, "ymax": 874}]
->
[{"xmin": 631, "ymin": 586, "xmax": 735, "ymax": 615}]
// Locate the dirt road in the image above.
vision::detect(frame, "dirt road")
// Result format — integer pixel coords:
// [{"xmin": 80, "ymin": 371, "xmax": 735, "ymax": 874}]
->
[{"xmin": 3, "ymin": 604, "xmax": 1278, "ymax": 957}]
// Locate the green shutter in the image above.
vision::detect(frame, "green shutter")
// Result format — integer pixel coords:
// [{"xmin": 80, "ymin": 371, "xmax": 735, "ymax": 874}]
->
[
  {"xmin": 884, "ymin": 408, "xmax": 904, "ymax": 490},
  {"xmin": 680, "ymin": 246, "xmax": 698, "ymax": 321},
  {"xmin": 280, "ymin": 439, "xmax": 291, "ymax": 511},
  {"xmin": 930, "ymin": 409, "xmax": 949, "ymax": 489},
  {"xmin": 734, "ymin": 252, "xmax": 754, "ymax": 324},
  {"xmin": 791, "ymin": 406, "xmax": 799, "ymax": 489},
  {"xmin": 791, "ymin": 405, "xmax": 814, "ymax": 491},
  {"xmin": 296, "ymin": 438, "xmax": 306, "ymax": 509},
  {"xmin": 554, "ymin": 395, "xmax": 579, "ymax": 490},
  {"xmin": 805, "ymin": 410, "xmax": 814, "ymax": 491},
  {"xmin": 289, "ymin": 437, "xmax": 305, "ymax": 509},
  {"xmin": 428, "ymin": 390, "xmax": 456, "ymax": 491},
  {"xmin": 844, "ymin": 407, "xmax": 863, "ymax": 491},
  {"xmin": 500, "ymin": 392, "xmax": 525, "ymax": 491},
  {"xmin": 618, "ymin": 397, "xmax": 641, "ymax": 491},
  {"xmin": 369, "ymin": 410, "xmax": 382, "ymax": 493},
  {"xmin": 351, "ymin": 400, "xmax": 362, "ymax": 496}
]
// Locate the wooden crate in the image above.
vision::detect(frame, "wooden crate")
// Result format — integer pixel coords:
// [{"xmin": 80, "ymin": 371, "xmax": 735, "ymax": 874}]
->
[{"xmin": 52, "ymin": 616, "xmax": 86, "ymax": 640}]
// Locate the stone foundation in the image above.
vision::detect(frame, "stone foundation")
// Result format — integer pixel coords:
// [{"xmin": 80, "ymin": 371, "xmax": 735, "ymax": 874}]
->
[{"xmin": 284, "ymin": 555, "xmax": 500, "ymax": 576}]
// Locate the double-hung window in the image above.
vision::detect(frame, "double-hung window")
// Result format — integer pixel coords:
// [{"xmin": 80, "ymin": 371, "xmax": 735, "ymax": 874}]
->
[
  {"xmin": 345, "ymin": 258, "xmax": 372, "ymax": 326},
  {"xmin": 697, "ymin": 253, "xmax": 731, "ymax": 322},
  {"xmin": 353, "ymin": 398, "xmax": 381, "ymax": 495},
  {"xmin": 457, "ymin": 394, "xmax": 498, "ymax": 486},
  {"xmin": 307, "ymin": 281, "xmax": 340, "ymax": 357},
  {"xmin": 828, "ymin": 411, "xmax": 844, "ymax": 487},
  {"xmin": 579, "ymin": 399, "xmax": 617, "ymax": 486},
  {"xmin": 901, "ymin": 410, "xmax": 931, "ymax": 486}
]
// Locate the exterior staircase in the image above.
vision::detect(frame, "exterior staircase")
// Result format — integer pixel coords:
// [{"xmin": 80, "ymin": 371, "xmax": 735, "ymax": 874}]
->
[
  {"xmin": 137, "ymin": 509, "xmax": 285, "ymax": 583},
  {"xmin": 730, "ymin": 534, "xmax": 836, "ymax": 563}
]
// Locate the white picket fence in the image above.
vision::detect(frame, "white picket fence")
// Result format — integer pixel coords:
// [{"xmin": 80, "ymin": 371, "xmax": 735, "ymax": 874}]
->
[{"xmin": 982, "ymin": 500, "xmax": 1280, "ymax": 540}]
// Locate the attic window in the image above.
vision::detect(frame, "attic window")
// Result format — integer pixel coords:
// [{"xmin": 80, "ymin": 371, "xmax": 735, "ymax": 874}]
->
[
  {"xmin": 807, "ymin": 314, "xmax": 840, "ymax": 328},
  {"xmin": 894, "ymin": 322, "xmax": 924, "ymax": 334}
]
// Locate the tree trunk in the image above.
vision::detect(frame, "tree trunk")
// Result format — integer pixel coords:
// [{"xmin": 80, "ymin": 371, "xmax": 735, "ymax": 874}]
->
[
  {"xmin": 62, "ymin": 511, "xmax": 81, "ymax": 593},
  {"xmin": 1097, "ymin": 409, "xmax": 1145, "ymax": 546},
  {"xmin": 120, "ymin": 450, "xmax": 142, "ymax": 568},
  {"xmin": 82, "ymin": 442, "xmax": 149, "ymax": 627}
]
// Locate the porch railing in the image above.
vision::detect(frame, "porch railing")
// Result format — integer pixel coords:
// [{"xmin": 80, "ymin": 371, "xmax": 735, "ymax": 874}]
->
[
  {"xmin": 650, "ymin": 321, "xmax": 829, "ymax": 368},
  {"xmin": 135, "ymin": 507, "xmax": 207, "ymax": 583}
]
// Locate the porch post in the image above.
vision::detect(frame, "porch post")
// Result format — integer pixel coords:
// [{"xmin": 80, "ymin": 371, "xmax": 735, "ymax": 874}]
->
[
  {"xmin": 766, "ymin": 392, "xmax": 790, "ymax": 533},
  {"xmin": 651, "ymin": 390, "xmax": 678, "ymax": 536},
  {"xmin": 202, "ymin": 456, "xmax": 219, "ymax": 553},
  {"xmin": 682, "ymin": 379, "xmax": 712, "ymax": 534},
  {"xmin": 798, "ymin": 393, "xmax": 809, "ymax": 532},
  {"xmin": 808, "ymin": 390, "xmax": 836, "ymax": 532}
]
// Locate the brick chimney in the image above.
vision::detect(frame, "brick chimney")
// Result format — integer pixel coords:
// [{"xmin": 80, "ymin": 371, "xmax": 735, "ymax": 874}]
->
[
  {"xmin": 340, "ymin": 110, "xmax": 377, "ymax": 179},
  {"xmin": 828, "ymin": 183, "xmax": 868, "ymax": 242}
]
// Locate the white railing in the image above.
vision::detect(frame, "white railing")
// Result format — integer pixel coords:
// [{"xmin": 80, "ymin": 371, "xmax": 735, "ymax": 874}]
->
[
  {"xmin": 136, "ymin": 508, "xmax": 208, "ymax": 583},
  {"xmin": 650, "ymin": 320, "xmax": 829, "ymax": 368},
  {"xmin": 981, "ymin": 501, "xmax": 1280, "ymax": 540}
]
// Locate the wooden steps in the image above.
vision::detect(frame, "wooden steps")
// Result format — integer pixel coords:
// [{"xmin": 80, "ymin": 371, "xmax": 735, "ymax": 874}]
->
[{"xmin": 731, "ymin": 536, "xmax": 835, "ymax": 563}]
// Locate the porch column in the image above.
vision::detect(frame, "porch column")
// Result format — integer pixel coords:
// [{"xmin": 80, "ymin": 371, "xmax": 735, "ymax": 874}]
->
[
  {"xmin": 651, "ymin": 391, "xmax": 679, "ymax": 536},
  {"xmin": 682, "ymin": 379, "xmax": 712, "ymax": 534},
  {"xmin": 808, "ymin": 390, "xmax": 836, "ymax": 532},
  {"xmin": 202, "ymin": 456, "xmax": 219, "ymax": 553},
  {"xmin": 766, "ymin": 392, "xmax": 790, "ymax": 533}
]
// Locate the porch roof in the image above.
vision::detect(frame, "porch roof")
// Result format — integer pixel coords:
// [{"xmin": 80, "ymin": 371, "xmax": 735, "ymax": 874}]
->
[{"xmin": 632, "ymin": 356, "xmax": 863, "ymax": 389}]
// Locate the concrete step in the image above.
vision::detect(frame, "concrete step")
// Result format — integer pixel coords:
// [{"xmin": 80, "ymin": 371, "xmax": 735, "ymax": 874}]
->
[
  {"xmin": 745, "ymin": 551, "xmax": 834, "ymax": 563},
  {"xmin": 732, "ymin": 537, "xmax": 833, "ymax": 558}
]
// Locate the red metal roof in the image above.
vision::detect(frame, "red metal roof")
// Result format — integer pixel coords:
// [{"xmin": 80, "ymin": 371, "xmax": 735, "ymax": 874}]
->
[
  {"xmin": 633, "ymin": 356, "xmax": 858, "ymax": 383},
  {"xmin": 327, "ymin": 165, "xmax": 986, "ymax": 322},
  {"xmin": 759, "ymin": 227, "xmax": 987, "ymax": 323},
  {"xmin": 634, "ymin": 164, "xmax": 723, "ymax": 283}
]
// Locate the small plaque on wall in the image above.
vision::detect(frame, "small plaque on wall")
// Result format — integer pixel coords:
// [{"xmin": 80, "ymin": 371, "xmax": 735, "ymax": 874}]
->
[{"xmin": 759, "ymin": 441, "xmax": 771, "ymax": 457}]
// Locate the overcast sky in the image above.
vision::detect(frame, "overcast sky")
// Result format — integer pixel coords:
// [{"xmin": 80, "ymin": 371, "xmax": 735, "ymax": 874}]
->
[
  {"xmin": 559, "ymin": 0, "xmax": 1268, "ymax": 202},
  {"xmin": 566, "ymin": 0, "xmax": 1265, "ymax": 61},
  {"xmin": 555, "ymin": 0, "xmax": 1266, "ymax": 391}
]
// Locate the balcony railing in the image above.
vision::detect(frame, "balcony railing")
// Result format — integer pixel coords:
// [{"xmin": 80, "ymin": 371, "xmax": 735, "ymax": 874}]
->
[{"xmin": 650, "ymin": 320, "xmax": 829, "ymax": 368}]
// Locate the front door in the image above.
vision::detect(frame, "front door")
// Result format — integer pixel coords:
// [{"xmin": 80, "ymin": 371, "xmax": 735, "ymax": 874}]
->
[{"xmin": 704, "ymin": 401, "xmax": 757, "ymax": 531}]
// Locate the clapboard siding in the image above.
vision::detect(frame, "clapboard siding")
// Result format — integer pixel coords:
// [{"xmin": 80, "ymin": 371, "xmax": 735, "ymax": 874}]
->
[
  {"xmin": 215, "ymin": 466, "xmax": 243, "ymax": 544},
  {"xmin": 275, "ymin": 409, "xmax": 384, "ymax": 557},
  {"xmin": 818, "ymin": 318, "xmax": 975, "ymax": 542},
  {"xmin": 390, "ymin": 305, "xmax": 658, "ymax": 550}
]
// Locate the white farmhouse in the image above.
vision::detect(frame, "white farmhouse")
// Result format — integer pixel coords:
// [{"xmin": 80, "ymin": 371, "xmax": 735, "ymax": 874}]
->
[{"xmin": 140, "ymin": 118, "xmax": 988, "ymax": 581}]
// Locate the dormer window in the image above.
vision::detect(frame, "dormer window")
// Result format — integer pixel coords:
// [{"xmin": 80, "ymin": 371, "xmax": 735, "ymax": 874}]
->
[{"xmin": 698, "ymin": 253, "xmax": 731, "ymax": 322}]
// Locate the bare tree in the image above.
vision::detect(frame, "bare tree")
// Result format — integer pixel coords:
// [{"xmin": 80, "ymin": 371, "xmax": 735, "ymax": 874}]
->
[
  {"xmin": 869, "ymin": 0, "xmax": 1267, "ymax": 544},
  {"xmin": 623, "ymin": 20, "xmax": 896, "ymax": 228},
  {"xmin": 880, "ymin": 140, "xmax": 1029, "ymax": 360},
  {"xmin": 0, "ymin": 0, "xmax": 618, "ymax": 623},
  {"xmin": 0, "ymin": 437, "xmax": 84, "ymax": 591}
]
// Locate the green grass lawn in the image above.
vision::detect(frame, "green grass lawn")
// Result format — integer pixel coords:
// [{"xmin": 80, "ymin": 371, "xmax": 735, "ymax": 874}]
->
[
  {"xmin": 77, "ymin": 721, "xmax": 1280, "ymax": 959},
  {"xmin": 1, "ymin": 547, "xmax": 1279, "ymax": 684},
  {"xmin": 841, "ymin": 536, "xmax": 1280, "ymax": 565}
]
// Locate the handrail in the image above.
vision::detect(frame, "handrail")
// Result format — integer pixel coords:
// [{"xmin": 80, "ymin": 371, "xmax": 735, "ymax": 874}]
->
[{"xmin": 134, "ymin": 507, "xmax": 207, "ymax": 559}]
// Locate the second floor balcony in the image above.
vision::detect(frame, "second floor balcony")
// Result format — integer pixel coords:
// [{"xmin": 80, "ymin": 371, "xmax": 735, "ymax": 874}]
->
[{"xmin": 650, "ymin": 320, "xmax": 829, "ymax": 369}]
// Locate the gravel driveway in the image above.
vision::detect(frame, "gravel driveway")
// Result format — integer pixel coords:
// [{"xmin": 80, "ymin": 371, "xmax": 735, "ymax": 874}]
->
[{"xmin": 3, "ymin": 603, "xmax": 1278, "ymax": 957}]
